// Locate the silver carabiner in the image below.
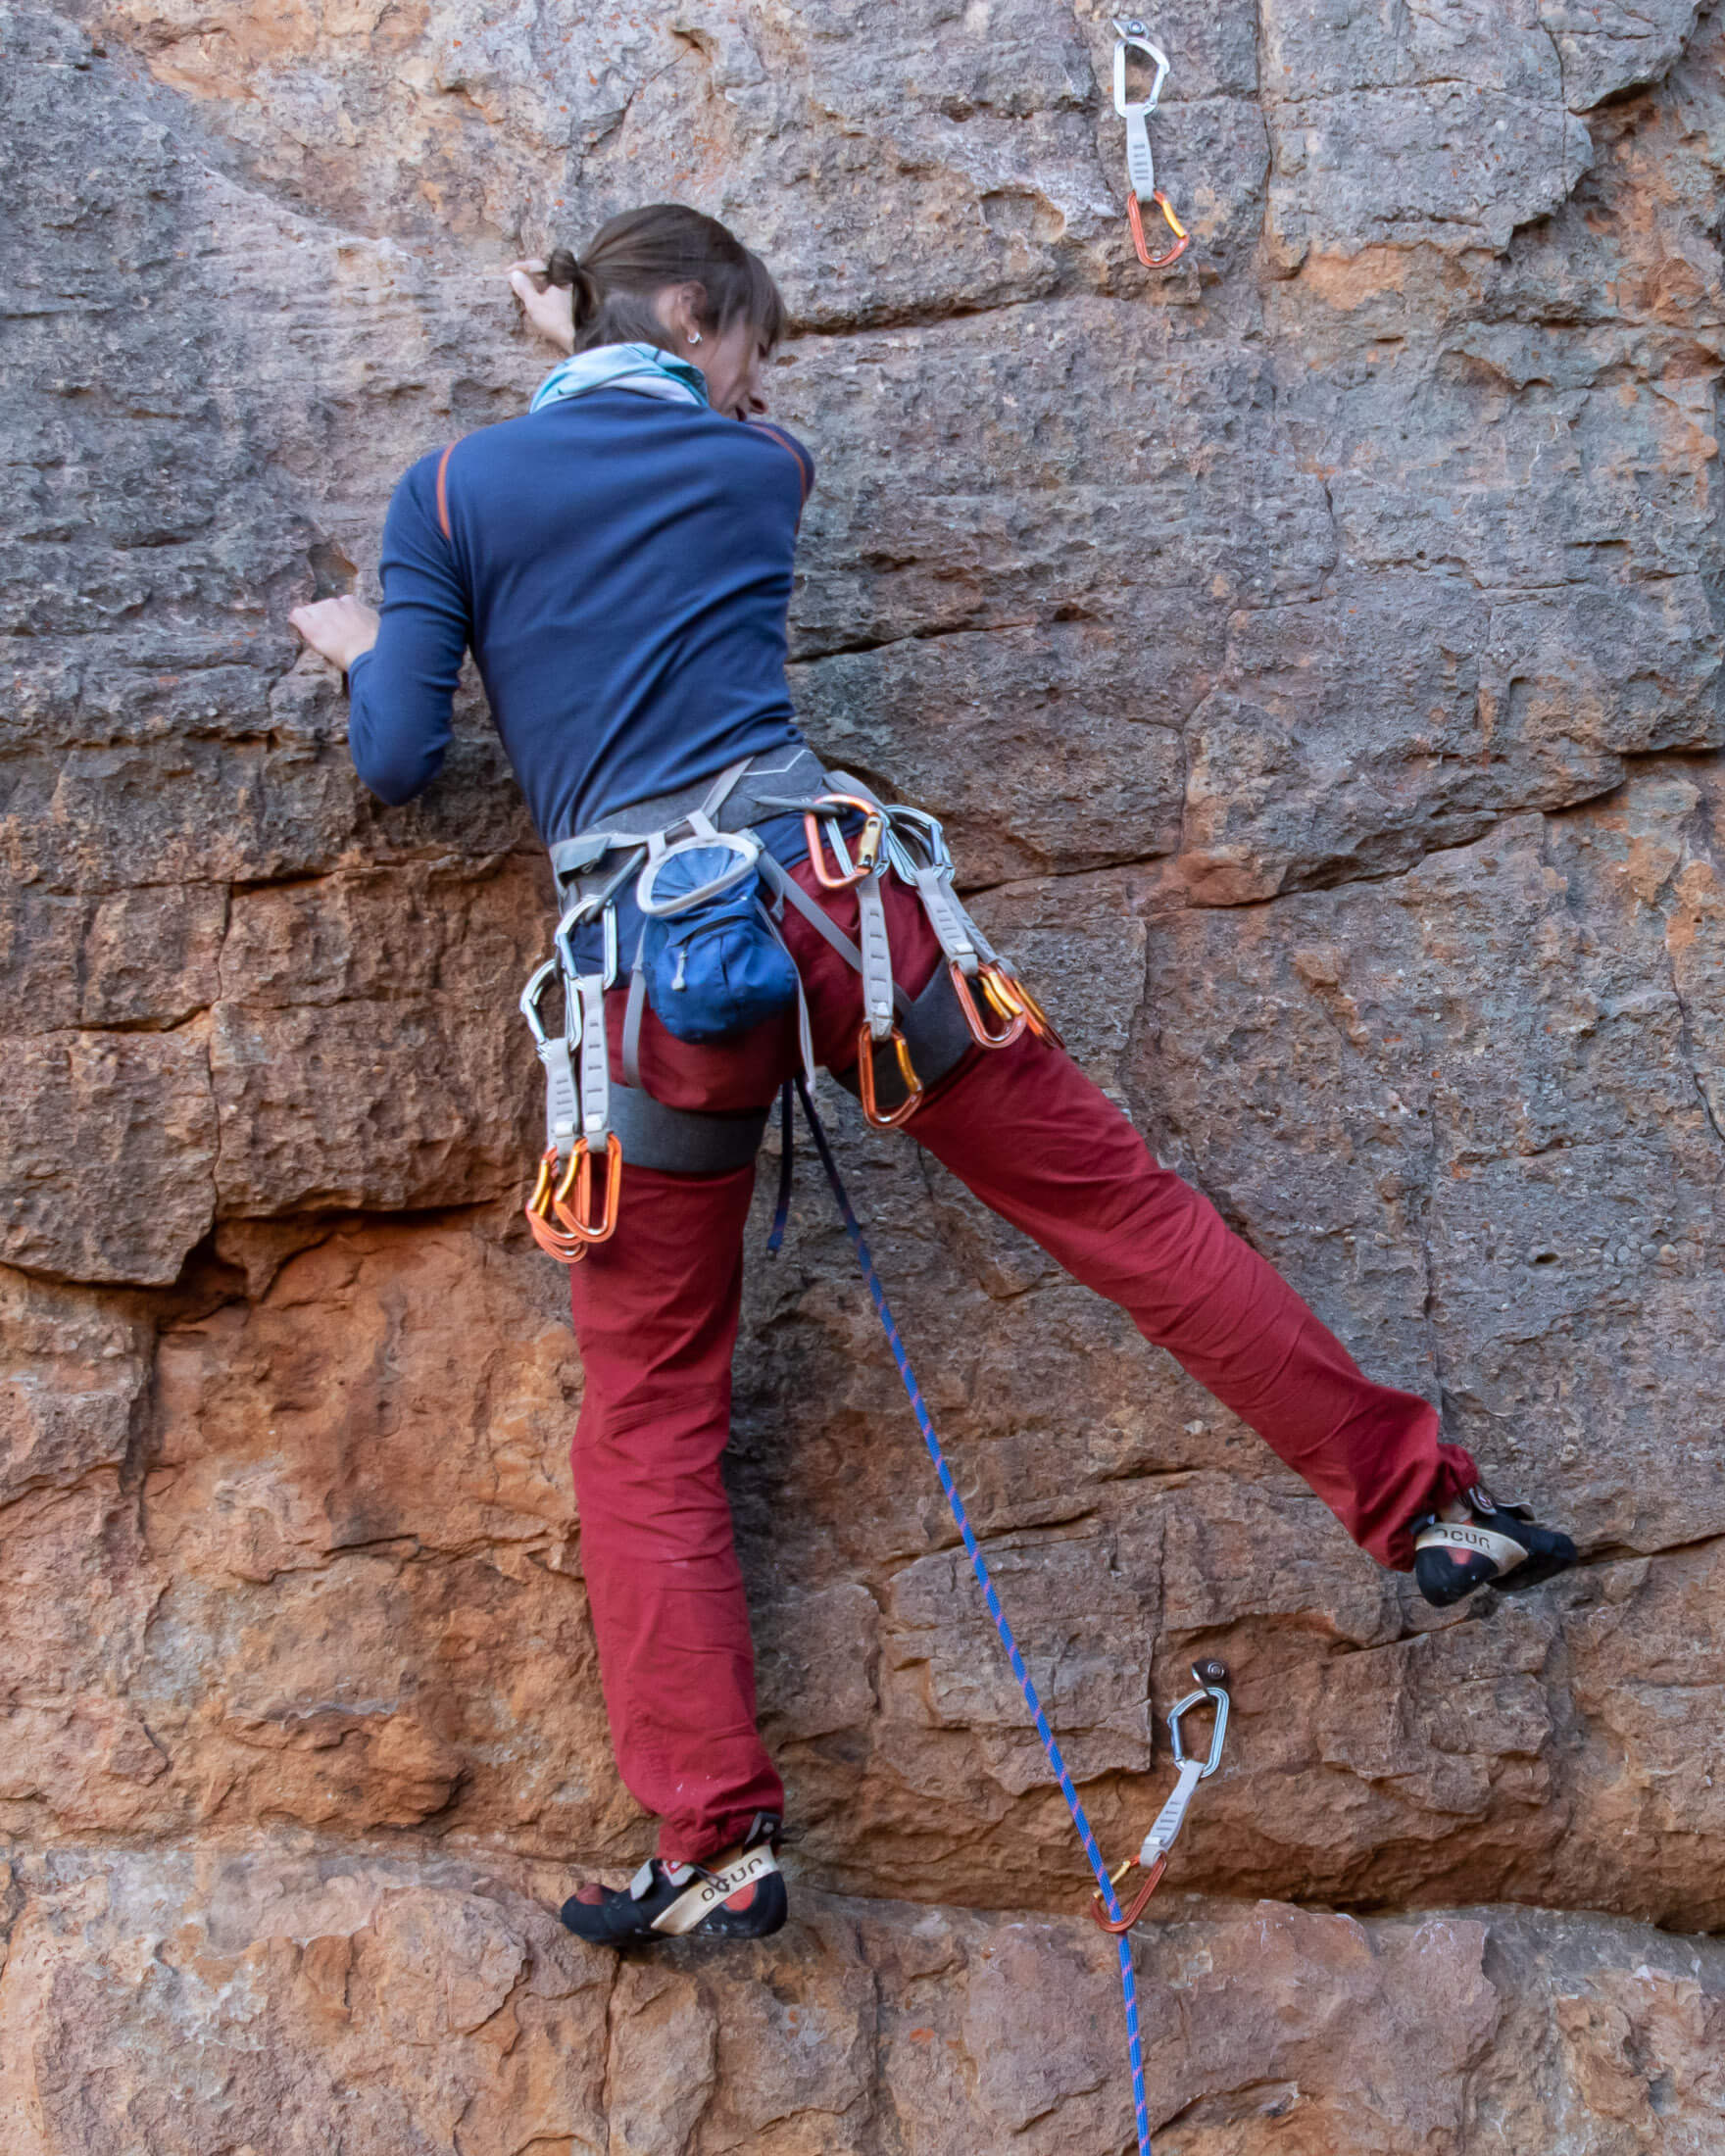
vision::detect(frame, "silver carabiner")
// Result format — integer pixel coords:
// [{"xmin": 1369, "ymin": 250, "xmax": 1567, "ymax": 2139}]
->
[
  {"xmin": 518, "ymin": 957, "xmax": 573, "ymax": 1051},
  {"xmin": 1112, "ymin": 19, "xmax": 1169, "ymax": 119},
  {"xmin": 880, "ymin": 804, "xmax": 955, "ymax": 879},
  {"xmin": 1167, "ymin": 1657, "xmax": 1229, "ymax": 1778},
  {"xmin": 554, "ymin": 895, "xmax": 619, "ymax": 990}
]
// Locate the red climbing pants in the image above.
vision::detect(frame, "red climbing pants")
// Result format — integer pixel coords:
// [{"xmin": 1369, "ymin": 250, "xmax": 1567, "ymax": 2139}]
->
[{"xmin": 567, "ymin": 861, "xmax": 1477, "ymax": 1864}]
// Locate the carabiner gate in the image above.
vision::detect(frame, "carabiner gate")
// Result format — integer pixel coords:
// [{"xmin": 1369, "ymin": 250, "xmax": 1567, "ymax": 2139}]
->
[
  {"xmin": 984, "ymin": 966, "xmax": 1065, "ymax": 1053},
  {"xmin": 856, "ymin": 1023, "xmax": 924, "ymax": 1129},
  {"xmin": 950, "ymin": 959, "xmax": 1028, "ymax": 1051},
  {"xmin": 806, "ymin": 795, "xmax": 887, "ymax": 890}
]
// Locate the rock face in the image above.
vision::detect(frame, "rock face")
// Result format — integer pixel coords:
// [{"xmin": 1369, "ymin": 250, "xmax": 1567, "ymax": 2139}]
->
[{"xmin": 4, "ymin": 0, "xmax": 1725, "ymax": 2147}]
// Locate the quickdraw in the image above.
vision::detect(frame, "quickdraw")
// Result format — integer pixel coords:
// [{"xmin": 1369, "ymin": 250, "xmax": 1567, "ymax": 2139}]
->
[
  {"xmin": 1113, "ymin": 19, "xmax": 1190, "ymax": 270},
  {"xmin": 1091, "ymin": 1658, "xmax": 1230, "ymax": 1933}
]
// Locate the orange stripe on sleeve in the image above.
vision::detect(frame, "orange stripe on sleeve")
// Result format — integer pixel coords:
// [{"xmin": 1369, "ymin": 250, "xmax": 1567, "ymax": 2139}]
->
[{"xmin": 435, "ymin": 442, "xmax": 455, "ymax": 540}]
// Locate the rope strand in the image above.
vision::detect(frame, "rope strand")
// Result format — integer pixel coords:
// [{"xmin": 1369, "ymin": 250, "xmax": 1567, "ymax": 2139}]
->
[{"xmin": 795, "ymin": 1077, "xmax": 1154, "ymax": 2155}]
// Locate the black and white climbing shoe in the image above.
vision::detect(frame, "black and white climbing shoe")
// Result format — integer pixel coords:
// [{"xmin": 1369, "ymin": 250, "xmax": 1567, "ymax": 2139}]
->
[
  {"xmin": 559, "ymin": 1816, "xmax": 787, "ymax": 1944},
  {"xmin": 1412, "ymin": 1485, "xmax": 1578, "ymax": 1608}
]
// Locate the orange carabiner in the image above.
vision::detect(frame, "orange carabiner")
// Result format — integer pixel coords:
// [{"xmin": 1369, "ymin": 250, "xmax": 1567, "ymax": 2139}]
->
[
  {"xmin": 949, "ymin": 960, "xmax": 1027, "ymax": 1051},
  {"xmin": 985, "ymin": 967, "xmax": 1065, "ymax": 1053},
  {"xmin": 805, "ymin": 796, "xmax": 886, "ymax": 890},
  {"xmin": 524, "ymin": 1147, "xmax": 589, "ymax": 1263},
  {"xmin": 551, "ymin": 1131, "xmax": 624, "ymax": 1247},
  {"xmin": 856, "ymin": 1022, "xmax": 923, "ymax": 1130},
  {"xmin": 1127, "ymin": 190, "xmax": 1189, "ymax": 270},
  {"xmin": 1089, "ymin": 1850, "xmax": 1168, "ymax": 1936}
]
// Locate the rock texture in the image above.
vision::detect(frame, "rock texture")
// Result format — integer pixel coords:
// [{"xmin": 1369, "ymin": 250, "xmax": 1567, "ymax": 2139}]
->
[{"xmin": 4, "ymin": 0, "xmax": 1725, "ymax": 2147}]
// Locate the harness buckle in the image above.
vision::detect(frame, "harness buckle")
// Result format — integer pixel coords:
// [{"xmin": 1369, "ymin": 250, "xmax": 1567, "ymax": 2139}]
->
[
  {"xmin": 1091, "ymin": 1659, "xmax": 1230, "ymax": 1935},
  {"xmin": 949, "ymin": 959, "xmax": 1028, "ymax": 1050},
  {"xmin": 805, "ymin": 795, "xmax": 886, "ymax": 890},
  {"xmin": 855, "ymin": 1022, "xmax": 924, "ymax": 1129}
]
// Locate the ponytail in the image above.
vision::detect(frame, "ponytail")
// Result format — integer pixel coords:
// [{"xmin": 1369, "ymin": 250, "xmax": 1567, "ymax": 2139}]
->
[{"xmin": 546, "ymin": 204, "xmax": 786, "ymax": 355}]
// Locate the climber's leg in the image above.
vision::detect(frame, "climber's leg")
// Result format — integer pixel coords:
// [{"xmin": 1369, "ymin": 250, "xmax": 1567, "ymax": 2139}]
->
[
  {"xmin": 567, "ymin": 1150, "xmax": 784, "ymax": 1866},
  {"xmin": 907, "ymin": 1035, "xmax": 1478, "ymax": 1571}
]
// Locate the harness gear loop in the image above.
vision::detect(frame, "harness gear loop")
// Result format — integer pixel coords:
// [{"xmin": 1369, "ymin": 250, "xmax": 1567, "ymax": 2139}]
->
[
  {"xmin": 1113, "ymin": 20, "xmax": 1190, "ymax": 271},
  {"xmin": 1091, "ymin": 1658, "xmax": 1230, "ymax": 1936},
  {"xmin": 856, "ymin": 1022, "xmax": 924, "ymax": 1129},
  {"xmin": 804, "ymin": 795, "xmax": 885, "ymax": 889},
  {"xmin": 949, "ymin": 958, "xmax": 1028, "ymax": 1049}
]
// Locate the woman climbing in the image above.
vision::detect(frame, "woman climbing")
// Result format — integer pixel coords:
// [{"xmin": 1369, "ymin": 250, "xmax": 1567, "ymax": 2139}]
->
[{"xmin": 288, "ymin": 203, "xmax": 1576, "ymax": 1948}]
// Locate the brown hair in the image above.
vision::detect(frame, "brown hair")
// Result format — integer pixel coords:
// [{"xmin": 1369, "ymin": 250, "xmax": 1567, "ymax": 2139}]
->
[{"xmin": 547, "ymin": 204, "xmax": 787, "ymax": 356}]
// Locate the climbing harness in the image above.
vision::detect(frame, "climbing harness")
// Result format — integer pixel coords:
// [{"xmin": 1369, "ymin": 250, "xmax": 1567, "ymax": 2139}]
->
[
  {"xmin": 516, "ymin": 747, "xmax": 1059, "ymax": 1257},
  {"xmin": 1091, "ymin": 1660, "xmax": 1229, "ymax": 1933},
  {"xmin": 1113, "ymin": 20, "xmax": 1190, "ymax": 270}
]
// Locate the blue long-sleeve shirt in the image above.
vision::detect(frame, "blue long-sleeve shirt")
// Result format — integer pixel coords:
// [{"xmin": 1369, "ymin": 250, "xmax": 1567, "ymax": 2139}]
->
[{"xmin": 346, "ymin": 390, "xmax": 815, "ymax": 842}]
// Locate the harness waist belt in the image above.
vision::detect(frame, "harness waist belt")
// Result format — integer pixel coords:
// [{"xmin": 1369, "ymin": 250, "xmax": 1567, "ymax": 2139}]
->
[{"xmin": 549, "ymin": 745, "xmax": 828, "ymax": 902}]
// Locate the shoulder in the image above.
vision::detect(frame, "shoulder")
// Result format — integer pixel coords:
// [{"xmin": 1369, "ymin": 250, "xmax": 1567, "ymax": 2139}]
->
[
  {"xmin": 392, "ymin": 444, "xmax": 454, "ymax": 528},
  {"xmin": 743, "ymin": 418, "xmax": 815, "ymax": 505}
]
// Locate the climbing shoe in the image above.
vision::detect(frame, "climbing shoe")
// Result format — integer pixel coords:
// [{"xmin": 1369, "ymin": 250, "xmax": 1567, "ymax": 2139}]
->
[
  {"xmin": 1412, "ymin": 1484, "xmax": 1578, "ymax": 1607},
  {"xmin": 559, "ymin": 1815, "xmax": 787, "ymax": 1944}
]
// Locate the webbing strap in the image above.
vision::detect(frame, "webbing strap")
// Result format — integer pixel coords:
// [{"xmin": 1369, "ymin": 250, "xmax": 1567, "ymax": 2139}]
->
[
  {"xmin": 794, "ymin": 1079, "xmax": 1154, "ymax": 2156},
  {"xmin": 908, "ymin": 864, "xmax": 978, "ymax": 971},
  {"xmin": 756, "ymin": 902, "xmax": 817, "ymax": 1088},
  {"xmin": 854, "ymin": 870, "xmax": 897, "ymax": 1041},
  {"xmin": 538, "ymin": 1033, "xmax": 579, "ymax": 1161},
  {"xmin": 621, "ymin": 964, "xmax": 648, "ymax": 1094},
  {"xmin": 576, "ymin": 975, "xmax": 610, "ymax": 1140}
]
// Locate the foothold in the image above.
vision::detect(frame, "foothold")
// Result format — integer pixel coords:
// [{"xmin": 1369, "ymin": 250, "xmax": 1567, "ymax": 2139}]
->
[{"xmin": 1193, "ymin": 1658, "xmax": 1229, "ymax": 1688}]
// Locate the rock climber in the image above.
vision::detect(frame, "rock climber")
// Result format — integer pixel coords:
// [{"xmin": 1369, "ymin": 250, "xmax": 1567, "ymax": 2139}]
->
[{"xmin": 288, "ymin": 203, "xmax": 1577, "ymax": 1948}]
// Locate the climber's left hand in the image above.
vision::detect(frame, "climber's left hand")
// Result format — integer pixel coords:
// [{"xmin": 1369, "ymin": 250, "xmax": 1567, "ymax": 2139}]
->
[{"xmin": 290, "ymin": 595, "xmax": 380, "ymax": 672}]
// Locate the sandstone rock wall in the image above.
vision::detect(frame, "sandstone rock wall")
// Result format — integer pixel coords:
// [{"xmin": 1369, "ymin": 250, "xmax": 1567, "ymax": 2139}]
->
[{"xmin": 4, "ymin": 1, "xmax": 1725, "ymax": 2147}]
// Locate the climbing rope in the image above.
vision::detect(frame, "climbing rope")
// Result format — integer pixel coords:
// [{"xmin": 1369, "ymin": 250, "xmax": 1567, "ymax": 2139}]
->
[{"xmin": 792, "ymin": 1075, "xmax": 1159, "ymax": 2149}]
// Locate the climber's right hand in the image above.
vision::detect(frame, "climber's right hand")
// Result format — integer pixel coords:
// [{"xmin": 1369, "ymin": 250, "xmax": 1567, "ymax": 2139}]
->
[{"xmin": 509, "ymin": 259, "xmax": 576, "ymax": 354}]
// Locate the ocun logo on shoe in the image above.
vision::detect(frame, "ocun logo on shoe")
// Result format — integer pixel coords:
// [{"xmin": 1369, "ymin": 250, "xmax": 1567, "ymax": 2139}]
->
[
  {"xmin": 1445, "ymin": 1524, "xmax": 1509, "ymax": 1556},
  {"xmin": 652, "ymin": 1847, "xmax": 779, "ymax": 1936},
  {"xmin": 699, "ymin": 1850, "xmax": 772, "ymax": 1906}
]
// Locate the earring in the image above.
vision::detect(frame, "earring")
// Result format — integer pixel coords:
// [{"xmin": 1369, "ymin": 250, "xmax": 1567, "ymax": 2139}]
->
[{"xmin": 687, "ymin": 330, "xmax": 702, "ymax": 345}]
